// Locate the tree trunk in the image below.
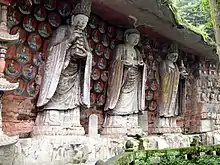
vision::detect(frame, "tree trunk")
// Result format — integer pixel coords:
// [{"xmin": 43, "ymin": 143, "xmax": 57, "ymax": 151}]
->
[{"xmin": 209, "ymin": 0, "xmax": 220, "ymax": 59}]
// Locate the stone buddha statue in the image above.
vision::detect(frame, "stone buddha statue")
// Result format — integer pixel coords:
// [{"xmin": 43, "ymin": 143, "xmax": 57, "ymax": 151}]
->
[
  {"xmin": 33, "ymin": 0, "xmax": 93, "ymax": 136},
  {"xmin": 154, "ymin": 43, "xmax": 188, "ymax": 134},
  {"xmin": 102, "ymin": 29, "xmax": 146, "ymax": 136}
]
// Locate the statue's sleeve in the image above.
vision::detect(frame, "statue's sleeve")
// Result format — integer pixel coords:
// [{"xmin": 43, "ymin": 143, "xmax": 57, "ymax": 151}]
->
[
  {"xmin": 37, "ymin": 26, "xmax": 68, "ymax": 107},
  {"xmin": 104, "ymin": 45, "xmax": 124, "ymax": 111},
  {"xmin": 136, "ymin": 49, "xmax": 146, "ymax": 111}
]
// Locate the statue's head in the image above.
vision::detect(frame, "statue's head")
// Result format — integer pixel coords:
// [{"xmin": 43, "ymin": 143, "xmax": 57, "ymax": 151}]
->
[
  {"xmin": 71, "ymin": 0, "xmax": 92, "ymax": 30},
  {"xmin": 167, "ymin": 43, "xmax": 179, "ymax": 62},
  {"xmin": 167, "ymin": 52, "xmax": 178, "ymax": 62},
  {"xmin": 124, "ymin": 29, "xmax": 140, "ymax": 47},
  {"xmin": 71, "ymin": 14, "xmax": 89, "ymax": 30}
]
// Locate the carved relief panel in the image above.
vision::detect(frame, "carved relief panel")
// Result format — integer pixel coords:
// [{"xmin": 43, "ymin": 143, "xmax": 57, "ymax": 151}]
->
[{"xmin": 6, "ymin": 0, "xmax": 124, "ymax": 109}]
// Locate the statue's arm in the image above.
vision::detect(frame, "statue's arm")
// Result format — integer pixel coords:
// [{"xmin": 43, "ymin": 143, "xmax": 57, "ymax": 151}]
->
[
  {"xmin": 159, "ymin": 61, "xmax": 168, "ymax": 77},
  {"xmin": 136, "ymin": 49, "xmax": 144, "ymax": 66}
]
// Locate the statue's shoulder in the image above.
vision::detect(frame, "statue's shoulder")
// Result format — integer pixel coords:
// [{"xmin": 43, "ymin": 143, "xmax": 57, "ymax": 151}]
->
[
  {"xmin": 115, "ymin": 44, "xmax": 125, "ymax": 50},
  {"xmin": 54, "ymin": 25, "xmax": 69, "ymax": 35}
]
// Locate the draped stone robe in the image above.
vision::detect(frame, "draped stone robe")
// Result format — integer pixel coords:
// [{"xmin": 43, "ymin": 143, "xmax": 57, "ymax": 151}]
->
[
  {"xmin": 159, "ymin": 60, "xmax": 186, "ymax": 117},
  {"xmin": 104, "ymin": 44, "xmax": 146, "ymax": 115},
  {"xmin": 37, "ymin": 25, "xmax": 92, "ymax": 110}
]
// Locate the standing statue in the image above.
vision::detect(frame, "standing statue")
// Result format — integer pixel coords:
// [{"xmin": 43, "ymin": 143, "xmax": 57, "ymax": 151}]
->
[
  {"xmin": 154, "ymin": 43, "xmax": 188, "ymax": 134},
  {"xmin": 102, "ymin": 29, "xmax": 146, "ymax": 136},
  {"xmin": 33, "ymin": 0, "xmax": 92, "ymax": 136}
]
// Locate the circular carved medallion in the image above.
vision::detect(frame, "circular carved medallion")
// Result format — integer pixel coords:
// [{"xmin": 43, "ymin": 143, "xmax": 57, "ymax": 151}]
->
[
  {"xmin": 38, "ymin": 22, "xmax": 52, "ymax": 38},
  {"xmin": 101, "ymin": 71, "xmax": 108, "ymax": 82},
  {"xmin": 98, "ymin": 21, "xmax": 107, "ymax": 34},
  {"xmin": 146, "ymin": 90, "xmax": 153, "ymax": 101},
  {"xmin": 7, "ymin": 9, "xmax": 21, "ymax": 28},
  {"xmin": 95, "ymin": 43, "xmax": 104, "ymax": 56},
  {"xmin": 107, "ymin": 26, "xmax": 116, "ymax": 38},
  {"xmin": 23, "ymin": 16, "xmax": 37, "ymax": 33},
  {"xmin": 104, "ymin": 48, "xmax": 111, "ymax": 60},
  {"xmin": 90, "ymin": 92, "xmax": 96, "ymax": 105},
  {"xmin": 16, "ymin": 46, "xmax": 32, "ymax": 64},
  {"xmin": 101, "ymin": 34, "xmax": 110, "ymax": 47},
  {"xmin": 151, "ymin": 81, "xmax": 158, "ymax": 91},
  {"xmin": 89, "ymin": 15, "xmax": 99, "ymax": 29},
  {"xmin": 22, "ymin": 64, "xmax": 37, "ymax": 81},
  {"xmin": 33, "ymin": 0, "xmax": 42, "ymax": 4},
  {"xmin": 110, "ymin": 39, "xmax": 117, "ymax": 50},
  {"xmin": 148, "ymin": 100, "xmax": 158, "ymax": 111},
  {"xmin": 58, "ymin": 2, "xmax": 71, "ymax": 17},
  {"xmin": 116, "ymin": 28, "xmax": 124, "ymax": 41},
  {"xmin": 92, "ymin": 68, "xmax": 101, "ymax": 81},
  {"xmin": 94, "ymin": 81, "xmax": 104, "ymax": 93},
  {"xmin": 92, "ymin": 29, "xmax": 101, "ymax": 43},
  {"xmin": 44, "ymin": 0, "xmax": 56, "ymax": 11},
  {"xmin": 26, "ymin": 81, "xmax": 36, "ymax": 97},
  {"xmin": 48, "ymin": 12, "xmax": 61, "ymax": 27},
  {"xmin": 18, "ymin": 1, "xmax": 32, "ymax": 15},
  {"xmin": 5, "ymin": 59, "xmax": 21, "ymax": 78},
  {"xmin": 96, "ymin": 94, "xmax": 105, "ymax": 106},
  {"xmin": 27, "ymin": 33, "xmax": 43, "ymax": 50},
  {"xmin": 97, "ymin": 57, "xmax": 107, "ymax": 70},
  {"xmin": 34, "ymin": 6, "xmax": 47, "ymax": 21}
]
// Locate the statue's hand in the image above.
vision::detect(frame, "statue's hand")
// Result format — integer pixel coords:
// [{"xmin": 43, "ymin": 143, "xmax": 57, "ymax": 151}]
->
[
  {"xmin": 180, "ymin": 69, "xmax": 188, "ymax": 78},
  {"xmin": 68, "ymin": 33, "xmax": 81, "ymax": 43}
]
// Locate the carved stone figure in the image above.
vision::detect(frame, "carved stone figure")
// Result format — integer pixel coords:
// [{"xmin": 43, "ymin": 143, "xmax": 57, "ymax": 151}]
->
[
  {"xmin": 33, "ymin": 0, "xmax": 92, "ymax": 136},
  {"xmin": 102, "ymin": 29, "xmax": 146, "ymax": 135},
  {"xmin": 0, "ymin": 4, "xmax": 19, "ymax": 146},
  {"xmin": 154, "ymin": 43, "xmax": 188, "ymax": 134}
]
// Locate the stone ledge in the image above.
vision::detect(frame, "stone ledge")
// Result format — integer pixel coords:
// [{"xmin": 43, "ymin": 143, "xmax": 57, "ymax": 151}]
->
[{"xmin": 0, "ymin": 133, "xmax": 215, "ymax": 165}]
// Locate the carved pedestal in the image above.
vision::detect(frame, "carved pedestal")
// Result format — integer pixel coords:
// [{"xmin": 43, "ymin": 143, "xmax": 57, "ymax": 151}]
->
[
  {"xmin": 32, "ymin": 108, "xmax": 85, "ymax": 136},
  {"xmin": 152, "ymin": 117, "xmax": 182, "ymax": 134},
  {"xmin": 101, "ymin": 114, "xmax": 143, "ymax": 136}
]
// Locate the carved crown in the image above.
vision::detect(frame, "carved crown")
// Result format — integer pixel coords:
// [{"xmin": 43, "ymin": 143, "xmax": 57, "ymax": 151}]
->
[
  {"xmin": 73, "ymin": 0, "xmax": 92, "ymax": 17},
  {"xmin": 168, "ymin": 43, "xmax": 178, "ymax": 53}
]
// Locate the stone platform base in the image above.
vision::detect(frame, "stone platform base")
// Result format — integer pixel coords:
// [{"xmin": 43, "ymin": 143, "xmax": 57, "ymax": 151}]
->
[
  {"xmin": 152, "ymin": 127, "xmax": 182, "ymax": 134},
  {"xmin": 101, "ymin": 127, "xmax": 143, "ymax": 136},
  {"xmin": 1, "ymin": 133, "xmax": 220, "ymax": 165},
  {"xmin": 32, "ymin": 126, "xmax": 85, "ymax": 136},
  {"xmin": 0, "ymin": 134, "xmax": 18, "ymax": 146}
]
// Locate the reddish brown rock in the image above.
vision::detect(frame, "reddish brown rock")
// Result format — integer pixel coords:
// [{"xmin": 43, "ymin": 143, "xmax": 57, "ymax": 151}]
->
[{"xmin": 2, "ymin": 93, "xmax": 36, "ymax": 136}]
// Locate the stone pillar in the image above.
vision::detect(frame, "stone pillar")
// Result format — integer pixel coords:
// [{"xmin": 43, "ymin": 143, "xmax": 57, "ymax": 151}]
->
[{"xmin": 0, "ymin": 4, "xmax": 19, "ymax": 146}]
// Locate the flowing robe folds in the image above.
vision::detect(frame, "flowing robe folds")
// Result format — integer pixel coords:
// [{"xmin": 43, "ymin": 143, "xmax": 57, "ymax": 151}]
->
[
  {"xmin": 159, "ymin": 61, "xmax": 186, "ymax": 118},
  {"xmin": 104, "ymin": 44, "xmax": 146, "ymax": 115},
  {"xmin": 37, "ymin": 26, "xmax": 92, "ymax": 110}
]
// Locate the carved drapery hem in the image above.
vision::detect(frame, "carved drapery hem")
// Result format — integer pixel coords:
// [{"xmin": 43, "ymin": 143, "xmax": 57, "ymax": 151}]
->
[
  {"xmin": 33, "ymin": 108, "xmax": 85, "ymax": 136},
  {"xmin": 101, "ymin": 114, "xmax": 143, "ymax": 135},
  {"xmin": 32, "ymin": 126, "xmax": 85, "ymax": 136}
]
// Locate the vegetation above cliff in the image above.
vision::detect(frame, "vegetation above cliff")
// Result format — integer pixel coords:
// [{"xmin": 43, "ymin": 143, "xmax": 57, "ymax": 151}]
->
[{"xmin": 166, "ymin": 0, "xmax": 216, "ymax": 47}]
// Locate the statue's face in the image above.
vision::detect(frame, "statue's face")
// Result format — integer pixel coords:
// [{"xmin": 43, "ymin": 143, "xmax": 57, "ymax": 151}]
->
[
  {"xmin": 126, "ymin": 33, "xmax": 140, "ymax": 46},
  {"xmin": 71, "ymin": 14, "xmax": 89, "ymax": 30},
  {"xmin": 167, "ymin": 52, "xmax": 178, "ymax": 62}
]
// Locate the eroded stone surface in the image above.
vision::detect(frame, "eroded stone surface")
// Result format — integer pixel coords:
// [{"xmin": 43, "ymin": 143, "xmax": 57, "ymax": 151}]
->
[{"xmin": 0, "ymin": 134, "xmax": 213, "ymax": 165}]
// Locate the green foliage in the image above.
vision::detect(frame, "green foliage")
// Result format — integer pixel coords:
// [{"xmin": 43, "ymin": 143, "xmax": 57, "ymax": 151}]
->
[
  {"xmin": 168, "ymin": 0, "xmax": 215, "ymax": 45},
  {"xmin": 109, "ymin": 144, "xmax": 220, "ymax": 165}
]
